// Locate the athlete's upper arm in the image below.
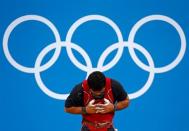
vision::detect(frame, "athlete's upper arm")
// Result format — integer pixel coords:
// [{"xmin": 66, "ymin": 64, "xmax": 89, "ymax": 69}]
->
[
  {"xmin": 65, "ymin": 83, "xmax": 83, "ymax": 108},
  {"xmin": 111, "ymin": 79, "xmax": 128, "ymax": 102}
]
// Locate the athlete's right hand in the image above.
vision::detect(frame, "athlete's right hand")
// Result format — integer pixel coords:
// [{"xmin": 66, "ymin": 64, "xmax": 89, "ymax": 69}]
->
[{"xmin": 86, "ymin": 99, "xmax": 97, "ymax": 114}]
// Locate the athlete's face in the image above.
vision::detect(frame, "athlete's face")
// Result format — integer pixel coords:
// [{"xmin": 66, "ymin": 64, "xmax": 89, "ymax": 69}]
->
[{"xmin": 90, "ymin": 87, "xmax": 105, "ymax": 99}]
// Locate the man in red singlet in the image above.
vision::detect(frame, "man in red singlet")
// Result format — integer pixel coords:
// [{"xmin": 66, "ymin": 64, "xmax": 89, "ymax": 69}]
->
[{"xmin": 65, "ymin": 71, "xmax": 129, "ymax": 131}]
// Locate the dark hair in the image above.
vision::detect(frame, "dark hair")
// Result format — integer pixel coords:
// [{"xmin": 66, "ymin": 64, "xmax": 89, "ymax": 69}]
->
[{"xmin": 87, "ymin": 71, "xmax": 106, "ymax": 91}]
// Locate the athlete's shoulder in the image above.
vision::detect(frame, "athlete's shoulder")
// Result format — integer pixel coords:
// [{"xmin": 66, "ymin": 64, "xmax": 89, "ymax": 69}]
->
[
  {"xmin": 110, "ymin": 78, "xmax": 124, "ymax": 89},
  {"xmin": 109, "ymin": 78, "xmax": 128, "ymax": 102},
  {"xmin": 71, "ymin": 82, "xmax": 83, "ymax": 95}
]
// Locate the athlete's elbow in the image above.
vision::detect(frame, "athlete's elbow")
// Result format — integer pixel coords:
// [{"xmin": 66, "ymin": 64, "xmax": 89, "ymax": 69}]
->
[
  {"xmin": 64, "ymin": 107, "xmax": 70, "ymax": 113},
  {"xmin": 124, "ymin": 97, "xmax": 130, "ymax": 108}
]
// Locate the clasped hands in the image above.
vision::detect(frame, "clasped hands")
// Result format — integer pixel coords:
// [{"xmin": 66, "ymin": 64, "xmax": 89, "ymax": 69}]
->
[{"xmin": 85, "ymin": 98, "xmax": 114, "ymax": 114}]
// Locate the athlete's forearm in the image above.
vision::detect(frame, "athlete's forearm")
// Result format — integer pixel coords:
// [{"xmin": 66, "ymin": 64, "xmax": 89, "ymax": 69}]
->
[
  {"xmin": 64, "ymin": 107, "xmax": 82, "ymax": 114},
  {"xmin": 116, "ymin": 97, "xmax": 130, "ymax": 111}
]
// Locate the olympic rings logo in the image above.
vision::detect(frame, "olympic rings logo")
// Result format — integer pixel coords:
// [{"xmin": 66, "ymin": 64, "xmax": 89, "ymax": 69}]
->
[{"xmin": 2, "ymin": 14, "xmax": 186, "ymax": 100}]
